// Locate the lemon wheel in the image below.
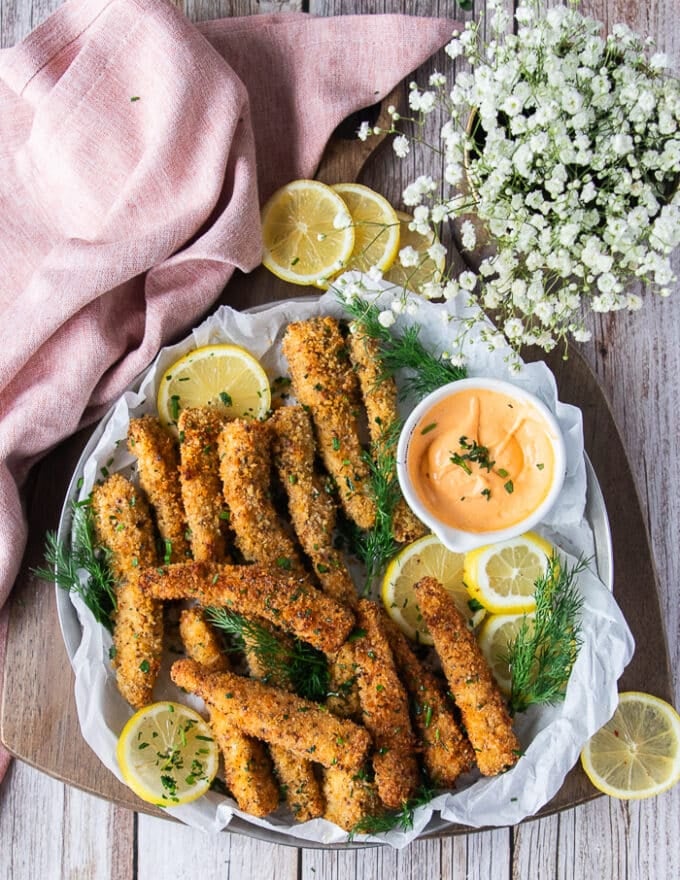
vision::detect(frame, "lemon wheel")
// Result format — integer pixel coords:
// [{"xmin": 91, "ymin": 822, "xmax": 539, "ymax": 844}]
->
[
  {"xmin": 580, "ymin": 692, "xmax": 680, "ymax": 800},
  {"xmin": 463, "ymin": 531, "xmax": 554, "ymax": 614},
  {"xmin": 329, "ymin": 182, "xmax": 400, "ymax": 275},
  {"xmin": 117, "ymin": 701, "xmax": 219, "ymax": 806},
  {"xmin": 157, "ymin": 343, "xmax": 271, "ymax": 432}
]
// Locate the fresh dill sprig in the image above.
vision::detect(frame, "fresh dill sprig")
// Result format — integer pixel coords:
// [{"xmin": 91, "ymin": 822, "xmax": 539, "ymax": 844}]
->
[
  {"xmin": 33, "ymin": 499, "xmax": 117, "ymax": 632},
  {"xmin": 349, "ymin": 780, "xmax": 437, "ymax": 837},
  {"xmin": 503, "ymin": 553, "xmax": 586, "ymax": 716},
  {"xmin": 341, "ymin": 296, "xmax": 467, "ymax": 398},
  {"xmin": 355, "ymin": 420, "xmax": 402, "ymax": 594},
  {"xmin": 205, "ymin": 606, "xmax": 329, "ymax": 701}
]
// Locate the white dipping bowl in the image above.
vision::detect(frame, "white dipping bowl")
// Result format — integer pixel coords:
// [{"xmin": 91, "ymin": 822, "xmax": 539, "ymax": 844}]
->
[{"xmin": 396, "ymin": 378, "xmax": 567, "ymax": 553}]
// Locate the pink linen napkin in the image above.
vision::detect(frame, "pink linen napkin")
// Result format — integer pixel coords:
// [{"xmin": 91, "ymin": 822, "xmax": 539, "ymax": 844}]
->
[{"xmin": 0, "ymin": 0, "xmax": 456, "ymax": 782}]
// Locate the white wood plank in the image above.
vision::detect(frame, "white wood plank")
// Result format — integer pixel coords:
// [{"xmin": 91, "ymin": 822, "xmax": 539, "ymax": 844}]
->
[
  {"xmin": 0, "ymin": 759, "xmax": 131, "ymax": 880},
  {"xmin": 301, "ymin": 837, "xmax": 443, "ymax": 880},
  {"xmin": 136, "ymin": 813, "xmax": 299, "ymax": 880}
]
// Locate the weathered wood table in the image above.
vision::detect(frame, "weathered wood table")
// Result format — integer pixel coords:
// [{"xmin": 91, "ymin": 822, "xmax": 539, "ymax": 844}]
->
[{"xmin": 1, "ymin": 1, "xmax": 679, "ymax": 878}]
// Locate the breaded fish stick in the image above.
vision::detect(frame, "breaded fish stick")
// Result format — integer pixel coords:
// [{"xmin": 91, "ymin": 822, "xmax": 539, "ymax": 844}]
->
[
  {"xmin": 326, "ymin": 641, "xmax": 361, "ymax": 720},
  {"xmin": 282, "ymin": 317, "xmax": 375, "ymax": 530},
  {"xmin": 177, "ymin": 407, "xmax": 230, "ymax": 563},
  {"xmin": 128, "ymin": 415, "xmax": 189, "ymax": 562},
  {"xmin": 91, "ymin": 474, "xmax": 162, "ymax": 709},
  {"xmin": 240, "ymin": 617, "xmax": 324, "ymax": 822},
  {"xmin": 270, "ymin": 405, "xmax": 357, "ymax": 607},
  {"xmin": 140, "ymin": 561, "xmax": 355, "ymax": 653},
  {"xmin": 386, "ymin": 620, "xmax": 475, "ymax": 787},
  {"xmin": 171, "ymin": 659, "xmax": 371, "ymax": 773},
  {"xmin": 218, "ymin": 419, "xmax": 303, "ymax": 571},
  {"xmin": 179, "ymin": 607, "xmax": 228, "ymax": 674},
  {"xmin": 321, "ymin": 766, "xmax": 380, "ymax": 832},
  {"xmin": 414, "ymin": 577, "xmax": 520, "ymax": 776},
  {"xmin": 353, "ymin": 600, "xmax": 419, "ymax": 808},
  {"xmin": 347, "ymin": 327, "xmax": 426, "ymax": 545},
  {"xmin": 179, "ymin": 608, "xmax": 280, "ymax": 817}
]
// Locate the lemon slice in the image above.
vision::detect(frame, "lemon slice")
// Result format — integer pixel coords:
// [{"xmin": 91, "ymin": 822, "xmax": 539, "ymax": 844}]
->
[
  {"xmin": 117, "ymin": 701, "xmax": 219, "ymax": 806},
  {"xmin": 381, "ymin": 533, "xmax": 486, "ymax": 645},
  {"xmin": 329, "ymin": 183, "xmax": 400, "ymax": 275},
  {"xmin": 261, "ymin": 179, "xmax": 356, "ymax": 286},
  {"xmin": 477, "ymin": 612, "xmax": 536, "ymax": 695},
  {"xmin": 157, "ymin": 344, "xmax": 271, "ymax": 432},
  {"xmin": 580, "ymin": 692, "xmax": 680, "ymax": 800},
  {"xmin": 383, "ymin": 210, "xmax": 446, "ymax": 295},
  {"xmin": 463, "ymin": 532, "xmax": 554, "ymax": 614}
]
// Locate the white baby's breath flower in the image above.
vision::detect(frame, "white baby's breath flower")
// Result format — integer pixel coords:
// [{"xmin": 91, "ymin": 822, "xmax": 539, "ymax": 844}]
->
[
  {"xmin": 459, "ymin": 270, "xmax": 478, "ymax": 292},
  {"xmin": 461, "ymin": 220, "xmax": 477, "ymax": 251},
  {"xmin": 427, "ymin": 241, "xmax": 447, "ymax": 264},
  {"xmin": 393, "ymin": 135, "xmax": 410, "ymax": 159},
  {"xmin": 572, "ymin": 327, "xmax": 593, "ymax": 343},
  {"xmin": 399, "ymin": 246, "xmax": 420, "ymax": 268},
  {"xmin": 377, "ymin": 310, "xmax": 396, "ymax": 328},
  {"xmin": 357, "ymin": 121, "xmax": 371, "ymax": 141},
  {"xmin": 366, "ymin": 266, "xmax": 383, "ymax": 283},
  {"xmin": 333, "ymin": 211, "xmax": 352, "ymax": 230}
]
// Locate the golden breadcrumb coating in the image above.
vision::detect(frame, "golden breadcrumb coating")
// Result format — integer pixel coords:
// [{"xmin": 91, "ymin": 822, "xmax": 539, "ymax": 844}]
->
[
  {"xmin": 91, "ymin": 473, "xmax": 162, "ymax": 709},
  {"xmin": 281, "ymin": 317, "xmax": 375, "ymax": 530},
  {"xmin": 218, "ymin": 418, "xmax": 303, "ymax": 571},
  {"xmin": 321, "ymin": 766, "xmax": 381, "ymax": 831},
  {"xmin": 171, "ymin": 659, "xmax": 371, "ymax": 773},
  {"xmin": 326, "ymin": 641, "xmax": 361, "ymax": 720},
  {"xmin": 414, "ymin": 576, "xmax": 520, "ymax": 776},
  {"xmin": 179, "ymin": 606, "xmax": 280, "ymax": 817},
  {"xmin": 270, "ymin": 405, "xmax": 357, "ymax": 607},
  {"xmin": 347, "ymin": 327, "xmax": 426, "ymax": 545},
  {"xmin": 179, "ymin": 607, "xmax": 228, "ymax": 675},
  {"xmin": 240, "ymin": 614, "xmax": 324, "ymax": 821},
  {"xmin": 177, "ymin": 407, "xmax": 230, "ymax": 563},
  {"xmin": 127, "ymin": 415, "xmax": 189, "ymax": 561},
  {"xmin": 386, "ymin": 619, "xmax": 475, "ymax": 787},
  {"xmin": 139, "ymin": 561, "xmax": 355, "ymax": 654},
  {"xmin": 210, "ymin": 710, "xmax": 280, "ymax": 817},
  {"xmin": 353, "ymin": 600, "xmax": 419, "ymax": 808}
]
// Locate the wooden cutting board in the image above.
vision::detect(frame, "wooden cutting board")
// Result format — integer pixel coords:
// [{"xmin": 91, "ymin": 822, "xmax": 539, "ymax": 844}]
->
[{"xmin": 1, "ymin": 94, "xmax": 673, "ymax": 844}]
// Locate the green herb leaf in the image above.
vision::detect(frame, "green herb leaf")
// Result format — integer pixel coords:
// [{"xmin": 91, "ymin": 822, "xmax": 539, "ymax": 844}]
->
[
  {"xmin": 205, "ymin": 607, "xmax": 329, "ymax": 701},
  {"xmin": 33, "ymin": 500, "xmax": 117, "ymax": 632},
  {"xmin": 503, "ymin": 554, "xmax": 585, "ymax": 715}
]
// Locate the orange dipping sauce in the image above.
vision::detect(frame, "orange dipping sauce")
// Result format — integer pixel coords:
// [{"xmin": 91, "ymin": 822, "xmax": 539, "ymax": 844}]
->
[{"xmin": 407, "ymin": 387, "xmax": 556, "ymax": 533}]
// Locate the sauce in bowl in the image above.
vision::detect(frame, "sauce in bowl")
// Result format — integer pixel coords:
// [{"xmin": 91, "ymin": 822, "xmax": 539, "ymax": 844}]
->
[{"xmin": 398, "ymin": 379, "xmax": 566, "ymax": 551}]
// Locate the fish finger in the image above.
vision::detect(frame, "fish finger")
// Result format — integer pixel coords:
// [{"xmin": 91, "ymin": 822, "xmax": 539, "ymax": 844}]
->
[
  {"xmin": 386, "ymin": 619, "xmax": 475, "ymax": 787},
  {"xmin": 171, "ymin": 659, "xmax": 371, "ymax": 773},
  {"xmin": 128, "ymin": 415, "xmax": 189, "ymax": 562},
  {"xmin": 270, "ymin": 405, "xmax": 357, "ymax": 607},
  {"xmin": 239, "ymin": 615, "xmax": 325, "ymax": 822},
  {"xmin": 414, "ymin": 576, "xmax": 520, "ymax": 776},
  {"xmin": 139, "ymin": 561, "xmax": 355, "ymax": 654},
  {"xmin": 179, "ymin": 607, "xmax": 280, "ymax": 817},
  {"xmin": 91, "ymin": 473, "xmax": 162, "ymax": 709},
  {"xmin": 282, "ymin": 317, "xmax": 375, "ymax": 530},
  {"xmin": 347, "ymin": 326, "xmax": 426, "ymax": 545},
  {"xmin": 353, "ymin": 600, "xmax": 419, "ymax": 808},
  {"xmin": 177, "ymin": 407, "xmax": 231, "ymax": 563},
  {"xmin": 218, "ymin": 418, "xmax": 303, "ymax": 571}
]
